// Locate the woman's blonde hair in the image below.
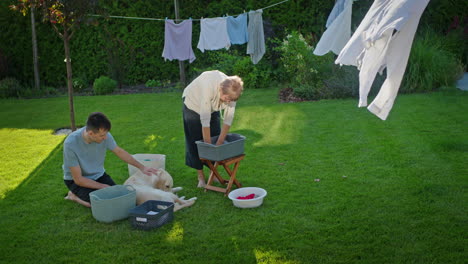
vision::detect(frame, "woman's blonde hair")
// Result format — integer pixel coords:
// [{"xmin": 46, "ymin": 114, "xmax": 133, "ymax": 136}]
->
[{"xmin": 220, "ymin": 76, "xmax": 244, "ymax": 101}]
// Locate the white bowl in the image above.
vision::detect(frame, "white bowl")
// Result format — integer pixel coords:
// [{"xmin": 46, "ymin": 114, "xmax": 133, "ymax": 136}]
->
[{"xmin": 228, "ymin": 187, "xmax": 267, "ymax": 208}]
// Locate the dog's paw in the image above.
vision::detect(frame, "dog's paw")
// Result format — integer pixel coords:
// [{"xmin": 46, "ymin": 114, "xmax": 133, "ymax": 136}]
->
[
  {"xmin": 172, "ymin": 187, "xmax": 183, "ymax": 193},
  {"xmin": 189, "ymin": 197, "xmax": 197, "ymax": 201}
]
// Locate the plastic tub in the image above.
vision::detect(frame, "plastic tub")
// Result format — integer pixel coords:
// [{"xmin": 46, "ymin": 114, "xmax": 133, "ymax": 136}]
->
[
  {"xmin": 228, "ymin": 187, "xmax": 267, "ymax": 208},
  {"xmin": 89, "ymin": 185, "xmax": 136, "ymax": 223},
  {"xmin": 196, "ymin": 133, "xmax": 245, "ymax": 161},
  {"xmin": 128, "ymin": 154, "xmax": 166, "ymax": 175}
]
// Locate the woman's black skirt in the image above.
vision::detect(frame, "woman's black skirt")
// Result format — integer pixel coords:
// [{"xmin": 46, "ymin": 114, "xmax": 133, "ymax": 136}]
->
[{"xmin": 182, "ymin": 102, "xmax": 220, "ymax": 170}]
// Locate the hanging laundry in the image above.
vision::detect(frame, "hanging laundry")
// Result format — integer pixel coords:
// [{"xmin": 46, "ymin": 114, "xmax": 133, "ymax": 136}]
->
[
  {"xmin": 314, "ymin": 0, "xmax": 354, "ymax": 56},
  {"xmin": 197, "ymin": 17, "xmax": 231, "ymax": 52},
  {"xmin": 227, "ymin": 13, "xmax": 249, "ymax": 45},
  {"xmin": 247, "ymin": 10, "xmax": 265, "ymax": 64},
  {"xmin": 162, "ymin": 19, "xmax": 196, "ymax": 63},
  {"xmin": 335, "ymin": 0, "xmax": 429, "ymax": 120},
  {"xmin": 326, "ymin": 0, "xmax": 346, "ymax": 28}
]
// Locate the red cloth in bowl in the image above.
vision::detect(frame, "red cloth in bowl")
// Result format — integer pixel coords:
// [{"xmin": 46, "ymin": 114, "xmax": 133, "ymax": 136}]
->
[{"xmin": 237, "ymin": 193, "xmax": 255, "ymax": 200}]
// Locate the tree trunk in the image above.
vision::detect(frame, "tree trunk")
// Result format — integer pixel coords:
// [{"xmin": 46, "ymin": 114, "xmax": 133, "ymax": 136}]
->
[
  {"xmin": 30, "ymin": 7, "xmax": 40, "ymax": 91},
  {"xmin": 63, "ymin": 27, "xmax": 76, "ymax": 131}
]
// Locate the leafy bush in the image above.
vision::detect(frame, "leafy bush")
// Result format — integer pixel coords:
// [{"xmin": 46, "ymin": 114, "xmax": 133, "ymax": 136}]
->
[
  {"xmin": 401, "ymin": 29, "xmax": 464, "ymax": 93},
  {"xmin": 93, "ymin": 76, "xmax": 117, "ymax": 95},
  {"xmin": 275, "ymin": 31, "xmax": 335, "ymax": 100},
  {"xmin": 145, "ymin": 79, "xmax": 160, "ymax": 88},
  {"xmin": 72, "ymin": 77, "xmax": 88, "ymax": 92},
  {"xmin": 0, "ymin": 77, "xmax": 22, "ymax": 98},
  {"xmin": 193, "ymin": 50, "xmax": 273, "ymax": 89}
]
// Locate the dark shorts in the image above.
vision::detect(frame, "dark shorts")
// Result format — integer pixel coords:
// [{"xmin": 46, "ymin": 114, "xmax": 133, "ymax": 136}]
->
[
  {"xmin": 182, "ymin": 103, "xmax": 220, "ymax": 170},
  {"xmin": 64, "ymin": 172, "xmax": 116, "ymax": 202}
]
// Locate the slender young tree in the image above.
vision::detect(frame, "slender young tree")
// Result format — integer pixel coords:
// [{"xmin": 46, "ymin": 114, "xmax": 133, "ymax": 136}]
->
[{"xmin": 10, "ymin": 0, "xmax": 98, "ymax": 131}]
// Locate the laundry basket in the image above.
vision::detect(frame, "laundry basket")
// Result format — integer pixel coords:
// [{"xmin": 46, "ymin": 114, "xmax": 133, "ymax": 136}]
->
[
  {"xmin": 195, "ymin": 133, "xmax": 245, "ymax": 161},
  {"xmin": 89, "ymin": 185, "xmax": 136, "ymax": 223},
  {"xmin": 128, "ymin": 154, "xmax": 166, "ymax": 175},
  {"xmin": 128, "ymin": 200, "xmax": 174, "ymax": 231}
]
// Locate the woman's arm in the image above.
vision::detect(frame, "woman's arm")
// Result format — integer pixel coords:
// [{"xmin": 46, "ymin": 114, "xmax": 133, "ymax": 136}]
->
[
  {"xmin": 202, "ymin": 126, "xmax": 211, "ymax": 143},
  {"xmin": 216, "ymin": 124, "xmax": 230, "ymax": 145}
]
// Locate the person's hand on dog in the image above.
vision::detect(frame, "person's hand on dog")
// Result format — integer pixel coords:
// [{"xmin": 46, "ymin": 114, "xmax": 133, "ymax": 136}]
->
[{"xmin": 141, "ymin": 166, "xmax": 159, "ymax": 176}]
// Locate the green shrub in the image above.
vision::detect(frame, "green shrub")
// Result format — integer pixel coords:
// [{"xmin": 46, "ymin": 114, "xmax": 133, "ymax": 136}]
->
[
  {"xmin": 43, "ymin": 86, "xmax": 59, "ymax": 96},
  {"xmin": 0, "ymin": 77, "xmax": 22, "ymax": 99},
  {"xmin": 401, "ymin": 29, "xmax": 464, "ymax": 93},
  {"xmin": 193, "ymin": 50, "xmax": 273, "ymax": 89},
  {"xmin": 16, "ymin": 85, "xmax": 61, "ymax": 98},
  {"xmin": 93, "ymin": 76, "xmax": 117, "ymax": 95},
  {"xmin": 275, "ymin": 31, "xmax": 335, "ymax": 100},
  {"xmin": 145, "ymin": 79, "xmax": 160, "ymax": 88},
  {"xmin": 72, "ymin": 77, "xmax": 88, "ymax": 92}
]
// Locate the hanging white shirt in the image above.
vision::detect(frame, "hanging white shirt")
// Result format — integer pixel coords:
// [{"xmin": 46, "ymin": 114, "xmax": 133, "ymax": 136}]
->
[
  {"xmin": 197, "ymin": 17, "xmax": 231, "ymax": 53},
  {"xmin": 314, "ymin": 0, "xmax": 354, "ymax": 56},
  {"xmin": 335, "ymin": 0, "xmax": 430, "ymax": 120},
  {"xmin": 326, "ymin": 0, "xmax": 346, "ymax": 28}
]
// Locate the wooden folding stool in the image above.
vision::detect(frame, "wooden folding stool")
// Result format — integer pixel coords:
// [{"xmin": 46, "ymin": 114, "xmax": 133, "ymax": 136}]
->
[{"xmin": 201, "ymin": 154, "xmax": 245, "ymax": 196}]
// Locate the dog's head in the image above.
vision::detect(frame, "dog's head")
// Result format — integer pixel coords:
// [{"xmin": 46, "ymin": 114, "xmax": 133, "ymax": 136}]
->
[{"xmin": 153, "ymin": 169, "xmax": 174, "ymax": 192}]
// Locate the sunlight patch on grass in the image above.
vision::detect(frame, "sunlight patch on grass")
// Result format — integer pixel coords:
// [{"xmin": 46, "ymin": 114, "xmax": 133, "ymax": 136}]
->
[
  {"xmin": 143, "ymin": 134, "xmax": 163, "ymax": 152},
  {"xmin": 254, "ymin": 248, "xmax": 300, "ymax": 264},
  {"xmin": 0, "ymin": 128, "xmax": 65, "ymax": 199},
  {"xmin": 236, "ymin": 106, "xmax": 305, "ymax": 147},
  {"xmin": 166, "ymin": 222, "xmax": 184, "ymax": 243}
]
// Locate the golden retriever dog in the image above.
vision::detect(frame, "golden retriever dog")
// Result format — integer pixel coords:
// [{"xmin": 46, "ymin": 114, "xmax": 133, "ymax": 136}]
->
[{"xmin": 124, "ymin": 169, "xmax": 196, "ymax": 212}]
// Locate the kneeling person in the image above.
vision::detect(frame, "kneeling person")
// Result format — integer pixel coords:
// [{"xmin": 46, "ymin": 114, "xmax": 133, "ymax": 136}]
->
[{"xmin": 63, "ymin": 112, "xmax": 158, "ymax": 207}]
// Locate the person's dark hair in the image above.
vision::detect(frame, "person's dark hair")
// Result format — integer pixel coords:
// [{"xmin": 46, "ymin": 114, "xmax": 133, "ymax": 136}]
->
[{"xmin": 86, "ymin": 112, "xmax": 111, "ymax": 132}]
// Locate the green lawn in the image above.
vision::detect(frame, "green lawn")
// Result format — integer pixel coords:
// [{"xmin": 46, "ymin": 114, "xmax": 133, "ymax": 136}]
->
[{"xmin": 0, "ymin": 88, "xmax": 466, "ymax": 263}]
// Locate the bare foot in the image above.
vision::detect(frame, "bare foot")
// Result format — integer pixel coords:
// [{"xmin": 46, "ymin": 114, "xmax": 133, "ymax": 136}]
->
[
  {"xmin": 64, "ymin": 191, "xmax": 91, "ymax": 208},
  {"xmin": 197, "ymin": 180, "xmax": 206, "ymax": 188},
  {"xmin": 197, "ymin": 170, "xmax": 206, "ymax": 188}
]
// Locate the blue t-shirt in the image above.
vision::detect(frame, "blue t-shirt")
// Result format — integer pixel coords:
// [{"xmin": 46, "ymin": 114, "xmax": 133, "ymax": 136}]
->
[{"xmin": 62, "ymin": 127, "xmax": 117, "ymax": 180}]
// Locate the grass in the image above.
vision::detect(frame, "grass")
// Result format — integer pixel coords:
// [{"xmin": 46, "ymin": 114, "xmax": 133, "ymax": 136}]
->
[{"xmin": 0, "ymin": 88, "xmax": 466, "ymax": 263}]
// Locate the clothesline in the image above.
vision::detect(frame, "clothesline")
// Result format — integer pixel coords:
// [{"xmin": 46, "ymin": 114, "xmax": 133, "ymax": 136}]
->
[{"xmin": 88, "ymin": 0, "xmax": 289, "ymax": 22}]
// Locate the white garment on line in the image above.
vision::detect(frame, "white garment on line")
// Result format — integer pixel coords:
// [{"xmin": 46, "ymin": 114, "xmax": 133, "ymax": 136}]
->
[
  {"xmin": 162, "ymin": 19, "xmax": 196, "ymax": 63},
  {"xmin": 197, "ymin": 17, "xmax": 231, "ymax": 53},
  {"xmin": 247, "ymin": 9, "xmax": 265, "ymax": 64},
  {"xmin": 326, "ymin": 0, "xmax": 346, "ymax": 28},
  {"xmin": 335, "ymin": 0, "xmax": 430, "ymax": 120},
  {"xmin": 314, "ymin": 0, "xmax": 354, "ymax": 56}
]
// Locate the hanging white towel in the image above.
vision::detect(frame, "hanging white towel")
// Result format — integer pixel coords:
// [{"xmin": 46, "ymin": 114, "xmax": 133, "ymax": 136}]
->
[
  {"xmin": 247, "ymin": 10, "xmax": 265, "ymax": 64},
  {"xmin": 336, "ymin": 0, "xmax": 429, "ymax": 120},
  {"xmin": 314, "ymin": 0, "xmax": 354, "ymax": 56},
  {"xmin": 162, "ymin": 19, "xmax": 196, "ymax": 63},
  {"xmin": 197, "ymin": 17, "xmax": 231, "ymax": 52}
]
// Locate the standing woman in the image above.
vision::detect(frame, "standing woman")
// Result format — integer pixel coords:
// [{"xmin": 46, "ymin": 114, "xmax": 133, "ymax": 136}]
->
[{"xmin": 182, "ymin": 70, "xmax": 244, "ymax": 187}]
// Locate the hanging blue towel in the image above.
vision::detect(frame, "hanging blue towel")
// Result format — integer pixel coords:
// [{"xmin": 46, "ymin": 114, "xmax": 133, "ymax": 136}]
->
[{"xmin": 227, "ymin": 13, "xmax": 249, "ymax": 45}]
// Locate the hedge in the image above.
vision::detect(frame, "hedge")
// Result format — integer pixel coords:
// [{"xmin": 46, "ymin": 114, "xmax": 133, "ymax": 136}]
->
[{"xmin": 0, "ymin": 0, "xmax": 466, "ymax": 88}]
